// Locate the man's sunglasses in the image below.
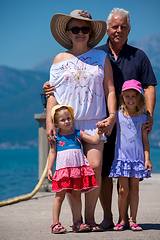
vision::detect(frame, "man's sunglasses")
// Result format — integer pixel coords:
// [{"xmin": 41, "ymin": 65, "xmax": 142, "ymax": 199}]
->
[{"xmin": 68, "ymin": 26, "xmax": 90, "ymax": 34}]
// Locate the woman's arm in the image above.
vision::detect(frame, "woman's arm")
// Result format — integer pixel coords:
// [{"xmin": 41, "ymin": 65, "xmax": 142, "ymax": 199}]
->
[
  {"xmin": 46, "ymin": 96, "xmax": 58, "ymax": 145},
  {"xmin": 43, "ymin": 53, "xmax": 65, "ymax": 97},
  {"xmin": 45, "ymin": 53, "xmax": 67, "ymax": 143},
  {"xmin": 97, "ymin": 55, "xmax": 117, "ymax": 135}
]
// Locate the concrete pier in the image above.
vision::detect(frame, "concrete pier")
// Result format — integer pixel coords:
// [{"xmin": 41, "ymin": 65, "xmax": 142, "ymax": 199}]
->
[
  {"xmin": 34, "ymin": 112, "xmax": 50, "ymax": 190},
  {"xmin": 0, "ymin": 174, "xmax": 160, "ymax": 240}
]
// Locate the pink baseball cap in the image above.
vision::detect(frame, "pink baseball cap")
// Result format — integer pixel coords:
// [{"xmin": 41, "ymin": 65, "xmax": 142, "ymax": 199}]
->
[{"xmin": 122, "ymin": 79, "xmax": 142, "ymax": 93}]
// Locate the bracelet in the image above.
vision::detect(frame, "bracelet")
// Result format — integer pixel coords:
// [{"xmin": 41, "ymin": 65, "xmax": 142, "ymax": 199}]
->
[{"xmin": 109, "ymin": 112, "xmax": 116, "ymax": 116}]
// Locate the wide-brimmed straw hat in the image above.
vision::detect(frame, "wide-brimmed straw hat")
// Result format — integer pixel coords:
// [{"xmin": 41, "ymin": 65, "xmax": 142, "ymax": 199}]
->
[
  {"xmin": 50, "ymin": 9, "xmax": 107, "ymax": 49},
  {"xmin": 51, "ymin": 105, "xmax": 74, "ymax": 122}
]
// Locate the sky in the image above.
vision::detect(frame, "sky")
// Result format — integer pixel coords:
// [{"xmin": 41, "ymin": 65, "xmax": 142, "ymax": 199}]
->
[{"xmin": 0, "ymin": 0, "xmax": 160, "ymax": 70}]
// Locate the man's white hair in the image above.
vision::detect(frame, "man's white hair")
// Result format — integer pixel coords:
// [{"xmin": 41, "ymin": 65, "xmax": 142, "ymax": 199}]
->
[{"xmin": 106, "ymin": 8, "xmax": 131, "ymax": 30}]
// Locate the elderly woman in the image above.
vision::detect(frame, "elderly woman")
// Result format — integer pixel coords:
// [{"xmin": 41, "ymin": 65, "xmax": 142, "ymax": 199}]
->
[{"xmin": 45, "ymin": 9, "xmax": 116, "ymax": 232}]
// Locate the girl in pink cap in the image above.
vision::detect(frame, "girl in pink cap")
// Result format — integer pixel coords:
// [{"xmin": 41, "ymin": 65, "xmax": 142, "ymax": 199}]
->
[{"xmin": 98, "ymin": 79, "xmax": 153, "ymax": 231}]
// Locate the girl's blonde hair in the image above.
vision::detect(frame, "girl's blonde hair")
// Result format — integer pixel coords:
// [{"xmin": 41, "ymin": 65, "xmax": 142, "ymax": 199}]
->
[
  {"xmin": 53, "ymin": 106, "xmax": 73, "ymax": 129},
  {"xmin": 119, "ymin": 90, "xmax": 146, "ymax": 114}
]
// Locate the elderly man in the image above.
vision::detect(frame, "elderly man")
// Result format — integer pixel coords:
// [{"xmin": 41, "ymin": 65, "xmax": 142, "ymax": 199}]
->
[
  {"xmin": 43, "ymin": 8, "xmax": 157, "ymax": 229},
  {"xmin": 97, "ymin": 8, "xmax": 157, "ymax": 229}
]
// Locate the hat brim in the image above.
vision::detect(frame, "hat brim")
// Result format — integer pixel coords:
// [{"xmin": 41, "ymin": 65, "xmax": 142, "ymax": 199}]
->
[
  {"xmin": 50, "ymin": 13, "xmax": 107, "ymax": 49},
  {"xmin": 51, "ymin": 105, "xmax": 74, "ymax": 122}
]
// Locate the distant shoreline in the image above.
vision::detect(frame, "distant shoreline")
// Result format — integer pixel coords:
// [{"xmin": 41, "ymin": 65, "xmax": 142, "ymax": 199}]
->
[{"xmin": 0, "ymin": 145, "xmax": 160, "ymax": 150}]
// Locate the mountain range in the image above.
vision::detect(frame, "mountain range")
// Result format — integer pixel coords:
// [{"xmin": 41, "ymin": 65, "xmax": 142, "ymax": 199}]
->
[{"xmin": 0, "ymin": 34, "xmax": 160, "ymax": 149}]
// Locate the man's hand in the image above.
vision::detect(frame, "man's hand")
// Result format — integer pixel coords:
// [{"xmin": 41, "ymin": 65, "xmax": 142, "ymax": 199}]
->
[
  {"xmin": 46, "ymin": 122, "xmax": 57, "ymax": 146},
  {"xmin": 143, "ymin": 111, "xmax": 153, "ymax": 135},
  {"xmin": 43, "ymin": 81, "xmax": 55, "ymax": 98}
]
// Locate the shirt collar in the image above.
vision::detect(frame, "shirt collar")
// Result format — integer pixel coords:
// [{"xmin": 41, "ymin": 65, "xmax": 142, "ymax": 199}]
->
[{"xmin": 106, "ymin": 38, "xmax": 128, "ymax": 62}]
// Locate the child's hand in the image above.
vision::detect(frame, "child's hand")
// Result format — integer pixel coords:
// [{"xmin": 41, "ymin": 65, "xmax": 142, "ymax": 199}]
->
[
  {"xmin": 145, "ymin": 160, "xmax": 153, "ymax": 172},
  {"xmin": 96, "ymin": 117, "xmax": 115, "ymax": 136},
  {"xmin": 96, "ymin": 120, "xmax": 106, "ymax": 128},
  {"xmin": 48, "ymin": 169, "xmax": 53, "ymax": 181},
  {"xmin": 96, "ymin": 120, "xmax": 109, "ymax": 136}
]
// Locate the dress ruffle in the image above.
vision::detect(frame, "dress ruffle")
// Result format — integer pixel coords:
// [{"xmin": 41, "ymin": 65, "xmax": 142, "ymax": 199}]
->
[
  {"xmin": 52, "ymin": 165, "xmax": 98, "ymax": 193},
  {"xmin": 109, "ymin": 158, "xmax": 151, "ymax": 179}
]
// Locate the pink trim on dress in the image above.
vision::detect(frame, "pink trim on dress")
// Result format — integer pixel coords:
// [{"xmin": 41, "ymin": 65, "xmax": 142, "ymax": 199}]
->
[{"xmin": 52, "ymin": 166, "xmax": 98, "ymax": 193}]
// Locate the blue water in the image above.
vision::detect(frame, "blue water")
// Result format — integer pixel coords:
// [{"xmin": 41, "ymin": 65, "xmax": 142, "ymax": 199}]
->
[
  {"xmin": 0, "ymin": 149, "xmax": 38, "ymax": 201},
  {"xmin": 0, "ymin": 148, "xmax": 160, "ymax": 202}
]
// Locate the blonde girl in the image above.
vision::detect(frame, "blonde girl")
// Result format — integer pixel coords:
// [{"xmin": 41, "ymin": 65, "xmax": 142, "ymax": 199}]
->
[
  {"xmin": 48, "ymin": 105, "xmax": 103, "ymax": 234},
  {"xmin": 108, "ymin": 80, "xmax": 152, "ymax": 231}
]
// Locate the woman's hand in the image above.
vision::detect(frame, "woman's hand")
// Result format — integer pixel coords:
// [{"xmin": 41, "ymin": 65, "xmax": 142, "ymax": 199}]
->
[
  {"xmin": 96, "ymin": 114, "xmax": 116, "ymax": 136},
  {"xmin": 43, "ymin": 81, "xmax": 55, "ymax": 98}
]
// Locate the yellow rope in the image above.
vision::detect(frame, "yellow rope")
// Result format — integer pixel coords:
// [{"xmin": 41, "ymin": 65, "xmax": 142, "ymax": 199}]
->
[{"xmin": 0, "ymin": 151, "xmax": 49, "ymax": 207}]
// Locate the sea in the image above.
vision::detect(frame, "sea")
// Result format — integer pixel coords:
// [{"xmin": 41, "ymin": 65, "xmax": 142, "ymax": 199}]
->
[{"xmin": 0, "ymin": 147, "xmax": 160, "ymax": 202}]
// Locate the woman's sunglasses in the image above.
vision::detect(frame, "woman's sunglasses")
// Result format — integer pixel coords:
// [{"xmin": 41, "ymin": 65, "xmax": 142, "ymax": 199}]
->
[{"xmin": 68, "ymin": 26, "xmax": 90, "ymax": 34}]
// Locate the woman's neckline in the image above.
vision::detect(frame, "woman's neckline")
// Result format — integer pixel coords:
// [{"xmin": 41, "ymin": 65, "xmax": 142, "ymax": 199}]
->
[
  {"xmin": 67, "ymin": 46, "xmax": 92, "ymax": 57},
  {"xmin": 51, "ymin": 48, "xmax": 94, "ymax": 66}
]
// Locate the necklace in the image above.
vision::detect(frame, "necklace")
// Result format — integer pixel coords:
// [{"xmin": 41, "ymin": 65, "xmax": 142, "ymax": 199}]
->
[
  {"xmin": 120, "ymin": 111, "xmax": 141, "ymax": 143},
  {"xmin": 123, "ymin": 110, "xmax": 139, "ymax": 118}
]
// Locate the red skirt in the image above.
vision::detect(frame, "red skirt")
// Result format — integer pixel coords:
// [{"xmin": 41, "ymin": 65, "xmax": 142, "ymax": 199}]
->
[{"xmin": 52, "ymin": 165, "xmax": 98, "ymax": 194}]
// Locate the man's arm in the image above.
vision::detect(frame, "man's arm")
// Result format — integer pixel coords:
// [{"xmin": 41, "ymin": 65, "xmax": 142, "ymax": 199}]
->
[{"xmin": 143, "ymin": 85, "xmax": 156, "ymax": 135}]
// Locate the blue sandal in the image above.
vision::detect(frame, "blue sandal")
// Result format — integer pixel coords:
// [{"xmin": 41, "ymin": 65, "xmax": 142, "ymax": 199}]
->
[
  {"xmin": 113, "ymin": 223, "xmax": 127, "ymax": 231},
  {"xmin": 129, "ymin": 220, "xmax": 143, "ymax": 231}
]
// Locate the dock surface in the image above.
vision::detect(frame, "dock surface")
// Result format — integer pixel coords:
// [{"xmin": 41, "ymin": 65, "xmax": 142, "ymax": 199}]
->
[{"xmin": 0, "ymin": 174, "xmax": 160, "ymax": 240}]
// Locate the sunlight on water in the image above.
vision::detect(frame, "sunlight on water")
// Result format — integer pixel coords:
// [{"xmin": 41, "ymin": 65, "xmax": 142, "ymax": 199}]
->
[{"xmin": 0, "ymin": 148, "xmax": 159, "ymax": 201}]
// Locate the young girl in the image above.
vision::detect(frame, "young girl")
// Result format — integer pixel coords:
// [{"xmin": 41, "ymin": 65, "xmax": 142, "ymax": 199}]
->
[
  {"xmin": 48, "ymin": 105, "xmax": 103, "ymax": 234},
  {"xmin": 108, "ymin": 80, "xmax": 153, "ymax": 231}
]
